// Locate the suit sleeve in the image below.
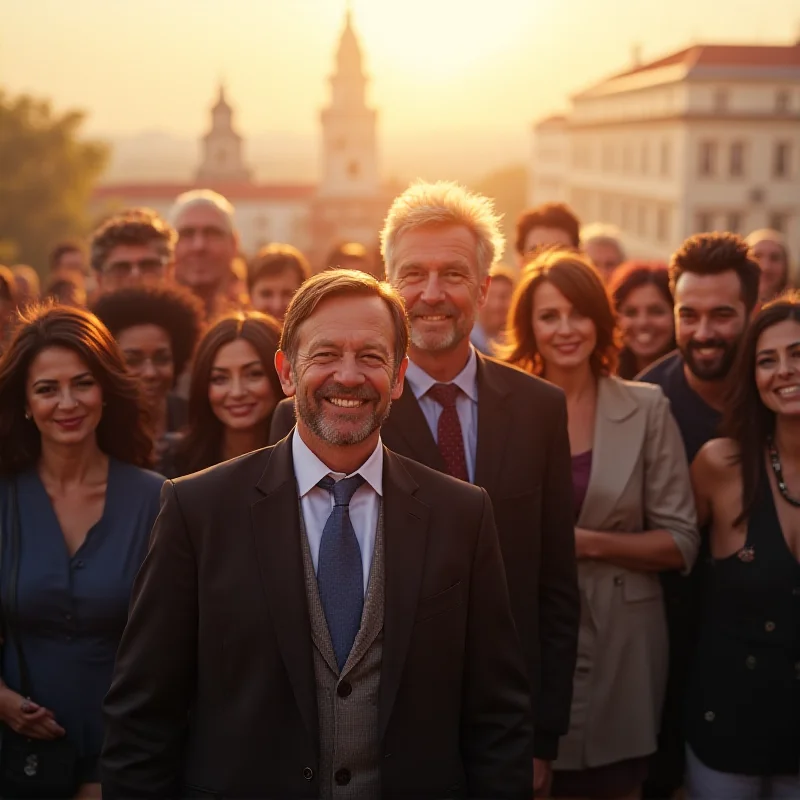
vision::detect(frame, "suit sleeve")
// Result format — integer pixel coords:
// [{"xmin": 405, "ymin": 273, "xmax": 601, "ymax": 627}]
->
[
  {"xmin": 462, "ymin": 488, "xmax": 533, "ymax": 799},
  {"xmin": 101, "ymin": 480, "xmax": 198, "ymax": 799},
  {"xmin": 535, "ymin": 393, "xmax": 580, "ymax": 760},
  {"xmin": 268, "ymin": 398, "xmax": 296, "ymax": 445}
]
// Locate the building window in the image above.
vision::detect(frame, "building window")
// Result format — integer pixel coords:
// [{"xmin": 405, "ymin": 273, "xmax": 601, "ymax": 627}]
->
[
  {"xmin": 637, "ymin": 203, "xmax": 648, "ymax": 238},
  {"xmin": 729, "ymin": 142, "xmax": 745, "ymax": 178},
  {"xmin": 698, "ymin": 141, "xmax": 717, "ymax": 177},
  {"xmin": 660, "ymin": 141, "xmax": 671, "ymax": 177},
  {"xmin": 696, "ymin": 212, "xmax": 713, "ymax": 232},
  {"xmin": 656, "ymin": 207, "xmax": 670, "ymax": 243},
  {"xmin": 621, "ymin": 200, "xmax": 632, "ymax": 232},
  {"xmin": 776, "ymin": 89, "xmax": 790, "ymax": 113},
  {"xmin": 623, "ymin": 144, "xmax": 633, "ymax": 173},
  {"xmin": 713, "ymin": 88, "xmax": 729, "ymax": 112},
  {"xmin": 640, "ymin": 142, "xmax": 649, "ymax": 175},
  {"xmin": 773, "ymin": 142, "xmax": 791, "ymax": 178},
  {"xmin": 769, "ymin": 212, "xmax": 788, "ymax": 233},
  {"xmin": 727, "ymin": 211, "xmax": 742, "ymax": 234}
]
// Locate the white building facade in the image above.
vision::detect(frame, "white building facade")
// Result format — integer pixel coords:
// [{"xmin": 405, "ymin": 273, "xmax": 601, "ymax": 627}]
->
[{"xmin": 530, "ymin": 44, "xmax": 800, "ymax": 260}]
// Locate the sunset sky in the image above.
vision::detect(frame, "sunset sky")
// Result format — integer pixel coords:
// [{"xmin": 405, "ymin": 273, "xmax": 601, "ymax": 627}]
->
[{"xmin": 2, "ymin": 0, "xmax": 798, "ymax": 174}]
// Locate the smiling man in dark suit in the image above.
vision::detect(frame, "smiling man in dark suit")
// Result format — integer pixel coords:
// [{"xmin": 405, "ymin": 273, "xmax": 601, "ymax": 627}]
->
[
  {"xmin": 270, "ymin": 180, "xmax": 580, "ymax": 796},
  {"xmin": 101, "ymin": 269, "xmax": 532, "ymax": 800}
]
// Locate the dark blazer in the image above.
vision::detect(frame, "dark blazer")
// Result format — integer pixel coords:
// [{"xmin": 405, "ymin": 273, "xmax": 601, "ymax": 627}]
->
[
  {"xmin": 270, "ymin": 353, "xmax": 579, "ymax": 759},
  {"xmin": 101, "ymin": 437, "xmax": 533, "ymax": 800}
]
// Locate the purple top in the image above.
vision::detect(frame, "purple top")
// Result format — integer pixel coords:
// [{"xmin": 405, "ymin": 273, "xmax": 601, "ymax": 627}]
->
[{"xmin": 571, "ymin": 450, "xmax": 593, "ymax": 520}]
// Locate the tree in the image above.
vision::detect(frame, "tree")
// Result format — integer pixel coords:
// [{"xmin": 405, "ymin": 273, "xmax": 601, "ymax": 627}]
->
[{"xmin": 0, "ymin": 90, "xmax": 108, "ymax": 272}]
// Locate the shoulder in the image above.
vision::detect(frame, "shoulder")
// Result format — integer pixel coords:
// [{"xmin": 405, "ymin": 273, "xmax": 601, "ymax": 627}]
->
[
  {"xmin": 112, "ymin": 460, "xmax": 166, "ymax": 496},
  {"xmin": 388, "ymin": 450, "xmax": 486, "ymax": 506},
  {"xmin": 636, "ymin": 350, "xmax": 681, "ymax": 385},
  {"xmin": 480, "ymin": 355, "xmax": 565, "ymax": 405},
  {"xmin": 171, "ymin": 447, "xmax": 272, "ymax": 499},
  {"xmin": 691, "ymin": 438, "xmax": 740, "ymax": 490},
  {"xmin": 608, "ymin": 376, "xmax": 669, "ymax": 409}
]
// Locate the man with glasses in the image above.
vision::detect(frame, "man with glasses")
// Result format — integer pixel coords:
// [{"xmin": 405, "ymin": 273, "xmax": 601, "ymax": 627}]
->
[{"xmin": 90, "ymin": 208, "xmax": 175, "ymax": 293}]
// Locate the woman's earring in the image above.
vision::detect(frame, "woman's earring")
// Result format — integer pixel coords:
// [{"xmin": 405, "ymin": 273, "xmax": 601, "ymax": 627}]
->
[{"xmin": 24, "ymin": 411, "xmax": 31, "ymax": 420}]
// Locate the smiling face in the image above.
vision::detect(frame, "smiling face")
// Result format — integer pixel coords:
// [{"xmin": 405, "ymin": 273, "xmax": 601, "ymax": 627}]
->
[
  {"xmin": 25, "ymin": 346, "xmax": 103, "ymax": 449},
  {"xmin": 391, "ymin": 224, "xmax": 488, "ymax": 355},
  {"xmin": 531, "ymin": 281, "xmax": 597, "ymax": 373},
  {"xmin": 277, "ymin": 294, "xmax": 406, "ymax": 448},
  {"xmin": 207, "ymin": 338, "xmax": 276, "ymax": 433},
  {"xmin": 755, "ymin": 319, "xmax": 800, "ymax": 417},
  {"xmin": 617, "ymin": 283, "xmax": 674, "ymax": 366},
  {"xmin": 117, "ymin": 324, "xmax": 174, "ymax": 410},
  {"xmin": 674, "ymin": 270, "xmax": 748, "ymax": 382}
]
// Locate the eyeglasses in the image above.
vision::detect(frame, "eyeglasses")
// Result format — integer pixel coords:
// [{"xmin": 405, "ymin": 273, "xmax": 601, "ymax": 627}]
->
[
  {"xmin": 177, "ymin": 225, "xmax": 228, "ymax": 242},
  {"xmin": 103, "ymin": 257, "xmax": 168, "ymax": 278},
  {"xmin": 123, "ymin": 351, "xmax": 173, "ymax": 370}
]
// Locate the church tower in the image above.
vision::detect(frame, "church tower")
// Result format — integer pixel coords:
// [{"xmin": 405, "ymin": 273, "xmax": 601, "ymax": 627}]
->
[
  {"xmin": 319, "ymin": 10, "xmax": 379, "ymax": 197},
  {"xmin": 196, "ymin": 84, "xmax": 252, "ymax": 184}
]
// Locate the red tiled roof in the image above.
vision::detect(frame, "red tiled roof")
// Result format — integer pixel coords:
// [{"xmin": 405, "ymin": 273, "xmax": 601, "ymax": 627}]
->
[{"xmin": 93, "ymin": 182, "xmax": 316, "ymax": 202}]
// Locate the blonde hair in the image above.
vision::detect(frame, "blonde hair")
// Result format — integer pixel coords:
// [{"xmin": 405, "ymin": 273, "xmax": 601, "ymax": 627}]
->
[{"xmin": 380, "ymin": 180, "xmax": 504, "ymax": 281}]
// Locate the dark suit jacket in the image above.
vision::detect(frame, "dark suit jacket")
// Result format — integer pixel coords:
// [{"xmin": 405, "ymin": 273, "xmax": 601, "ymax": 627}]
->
[
  {"xmin": 270, "ymin": 353, "xmax": 579, "ymax": 759},
  {"xmin": 101, "ymin": 438, "xmax": 533, "ymax": 800}
]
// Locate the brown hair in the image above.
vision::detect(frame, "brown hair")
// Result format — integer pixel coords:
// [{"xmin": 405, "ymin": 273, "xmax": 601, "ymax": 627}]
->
[
  {"xmin": 515, "ymin": 203, "xmax": 581, "ymax": 254},
  {"xmin": 0, "ymin": 304, "xmax": 154, "ymax": 474},
  {"xmin": 670, "ymin": 232, "xmax": 760, "ymax": 314},
  {"xmin": 248, "ymin": 243, "xmax": 310, "ymax": 290},
  {"xmin": 49, "ymin": 241, "xmax": 86, "ymax": 273},
  {"xmin": 176, "ymin": 311, "xmax": 283, "ymax": 474},
  {"xmin": 90, "ymin": 208, "xmax": 177, "ymax": 274},
  {"xmin": 502, "ymin": 249, "xmax": 618, "ymax": 376},
  {"xmin": 280, "ymin": 269, "xmax": 409, "ymax": 376}
]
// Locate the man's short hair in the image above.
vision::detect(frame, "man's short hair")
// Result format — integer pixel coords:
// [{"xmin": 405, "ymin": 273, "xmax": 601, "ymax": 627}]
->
[
  {"xmin": 249, "ymin": 244, "xmax": 311, "ymax": 290},
  {"xmin": 168, "ymin": 189, "xmax": 236, "ymax": 235},
  {"xmin": 488, "ymin": 264, "xmax": 517, "ymax": 288},
  {"xmin": 90, "ymin": 208, "xmax": 177, "ymax": 273},
  {"xmin": 670, "ymin": 232, "xmax": 761, "ymax": 314},
  {"xmin": 280, "ymin": 269, "xmax": 409, "ymax": 375},
  {"xmin": 49, "ymin": 240, "xmax": 87, "ymax": 273},
  {"xmin": 581, "ymin": 223, "xmax": 626, "ymax": 258},
  {"xmin": 515, "ymin": 203, "xmax": 581, "ymax": 254},
  {"xmin": 380, "ymin": 180, "xmax": 504, "ymax": 281}
]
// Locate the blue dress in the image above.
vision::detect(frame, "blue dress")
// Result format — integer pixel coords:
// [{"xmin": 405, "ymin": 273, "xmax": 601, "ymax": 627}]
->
[{"xmin": 0, "ymin": 459, "xmax": 163, "ymax": 774}]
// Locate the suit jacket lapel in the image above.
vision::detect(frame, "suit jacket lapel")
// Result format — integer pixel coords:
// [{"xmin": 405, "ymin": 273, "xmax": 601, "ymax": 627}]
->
[
  {"xmin": 384, "ymin": 384, "xmax": 447, "ymax": 473},
  {"xmin": 378, "ymin": 449, "xmax": 430, "ymax": 739},
  {"xmin": 251, "ymin": 439, "xmax": 319, "ymax": 755},
  {"xmin": 474, "ymin": 355, "xmax": 513, "ymax": 492},
  {"xmin": 577, "ymin": 376, "xmax": 644, "ymax": 530}
]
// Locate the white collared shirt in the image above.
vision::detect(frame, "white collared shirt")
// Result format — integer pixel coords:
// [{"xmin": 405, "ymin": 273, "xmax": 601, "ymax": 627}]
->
[
  {"xmin": 404, "ymin": 346, "xmax": 479, "ymax": 483},
  {"xmin": 291, "ymin": 429, "xmax": 382, "ymax": 595}
]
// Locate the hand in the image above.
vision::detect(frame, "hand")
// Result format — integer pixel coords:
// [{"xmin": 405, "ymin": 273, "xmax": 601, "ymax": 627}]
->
[
  {"xmin": 0, "ymin": 687, "xmax": 65, "ymax": 740},
  {"xmin": 574, "ymin": 527, "xmax": 595, "ymax": 560},
  {"xmin": 533, "ymin": 758, "xmax": 552, "ymax": 797}
]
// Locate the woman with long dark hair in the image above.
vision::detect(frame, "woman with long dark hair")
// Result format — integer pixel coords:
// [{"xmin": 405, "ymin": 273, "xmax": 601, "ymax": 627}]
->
[
  {"xmin": 608, "ymin": 261, "xmax": 675, "ymax": 380},
  {"xmin": 687, "ymin": 294, "xmax": 800, "ymax": 798},
  {"xmin": 174, "ymin": 310, "xmax": 283, "ymax": 476},
  {"xmin": 503, "ymin": 248, "xmax": 698, "ymax": 799},
  {"xmin": 0, "ymin": 305, "xmax": 163, "ymax": 799}
]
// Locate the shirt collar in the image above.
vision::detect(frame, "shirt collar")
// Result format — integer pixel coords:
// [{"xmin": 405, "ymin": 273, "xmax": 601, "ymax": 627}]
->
[
  {"xmin": 292, "ymin": 429, "xmax": 383, "ymax": 498},
  {"xmin": 405, "ymin": 345, "xmax": 479, "ymax": 403}
]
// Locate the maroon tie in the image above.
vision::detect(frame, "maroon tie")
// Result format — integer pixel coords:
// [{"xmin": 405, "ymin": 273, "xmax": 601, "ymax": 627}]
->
[{"xmin": 427, "ymin": 383, "xmax": 469, "ymax": 482}]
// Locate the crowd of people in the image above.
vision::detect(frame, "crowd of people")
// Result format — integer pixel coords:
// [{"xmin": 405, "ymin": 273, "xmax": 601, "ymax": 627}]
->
[{"xmin": 0, "ymin": 180, "xmax": 797, "ymax": 800}]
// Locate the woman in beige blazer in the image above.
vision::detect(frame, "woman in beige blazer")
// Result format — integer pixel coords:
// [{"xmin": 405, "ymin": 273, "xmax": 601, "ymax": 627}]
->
[{"xmin": 504, "ymin": 249, "xmax": 699, "ymax": 800}]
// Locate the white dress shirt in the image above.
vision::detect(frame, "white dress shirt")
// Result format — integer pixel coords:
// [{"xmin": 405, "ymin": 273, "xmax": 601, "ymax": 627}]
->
[
  {"xmin": 292, "ymin": 430, "xmax": 382, "ymax": 595},
  {"xmin": 404, "ymin": 346, "xmax": 479, "ymax": 483}
]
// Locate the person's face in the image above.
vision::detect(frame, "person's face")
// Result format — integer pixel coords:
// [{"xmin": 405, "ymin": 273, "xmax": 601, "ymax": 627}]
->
[
  {"xmin": 532, "ymin": 281, "xmax": 597, "ymax": 373},
  {"xmin": 617, "ymin": 284, "xmax": 674, "ymax": 365},
  {"xmin": 521, "ymin": 226, "xmax": 574, "ymax": 263},
  {"xmin": 586, "ymin": 241, "xmax": 623, "ymax": 283},
  {"xmin": 53, "ymin": 251, "xmax": 87, "ymax": 286},
  {"xmin": 117, "ymin": 324, "xmax": 174, "ymax": 409},
  {"xmin": 276, "ymin": 294, "xmax": 407, "ymax": 447},
  {"xmin": 251, "ymin": 270, "xmax": 302, "ymax": 322},
  {"xmin": 208, "ymin": 338, "xmax": 276, "ymax": 433},
  {"xmin": 174, "ymin": 206, "xmax": 237, "ymax": 293},
  {"xmin": 755, "ymin": 319, "xmax": 800, "ymax": 418},
  {"xmin": 478, "ymin": 276, "xmax": 514, "ymax": 337},
  {"xmin": 391, "ymin": 224, "xmax": 488, "ymax": 354},
  {"xmin": 98, "ymin": 243, "xmax": 168, "ymax": 292},
  {"xmin": 25, "ymin": 346, "xmax": 103, "ymax": 448},
  {"xmin": 674, "ymin": 270, "xmax": 748, "ymax": 382},
  {"xmin": 751, "ymin": 240, "xmax": 787, "ymax": 302}
]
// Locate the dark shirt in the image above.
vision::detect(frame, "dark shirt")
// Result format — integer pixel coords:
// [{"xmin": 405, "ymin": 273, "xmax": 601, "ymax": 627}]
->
[
  {"xmin": 637, "ymin": 351, "xmax": 722, "ymax": 463},
  {"xmin": 571, "ymin": 450, "xmax": 593, "ymax": 521},
  {"xmin": 0, "ymin": 460, "xmax": 163, "ymax": 760}
]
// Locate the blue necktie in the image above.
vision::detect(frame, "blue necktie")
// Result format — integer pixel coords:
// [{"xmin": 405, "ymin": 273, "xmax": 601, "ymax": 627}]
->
[{"xmin": 317, "ymin": 474, "xmax": 365, "ymax": 671}]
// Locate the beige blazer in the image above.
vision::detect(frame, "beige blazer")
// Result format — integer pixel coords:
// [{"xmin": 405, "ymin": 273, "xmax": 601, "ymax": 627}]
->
[{"xmin": 554, "ymin": 376, "xmax": 699, "ymax": 771}]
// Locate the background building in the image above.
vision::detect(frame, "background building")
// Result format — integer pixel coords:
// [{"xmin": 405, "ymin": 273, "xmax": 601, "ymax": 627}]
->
[{"xmin": 530, "ymin": 42, "xmax": 800, "ymax": 260}]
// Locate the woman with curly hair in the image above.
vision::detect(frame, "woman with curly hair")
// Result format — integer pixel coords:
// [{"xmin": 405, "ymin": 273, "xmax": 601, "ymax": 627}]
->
[
  {"xmin": 174, "ymin": 311, "xmax": 284, "ymax": 476},
  {"xmin": 92, "ymin": 284, "xmax": 204, "ymax": 473},
  {"xmin": 0, "ymin": 305, "xmax": 163, "ymax": 798}
]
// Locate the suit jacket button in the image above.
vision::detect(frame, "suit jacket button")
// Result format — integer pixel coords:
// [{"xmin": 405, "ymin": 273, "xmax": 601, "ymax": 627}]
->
[
  {"xmin": 302, "ymin": 767, "xmax": 314, "ymax": 781},
  {"xmin": 337, "ymin": 681, "xmax": 352, "ymax": 697},
  {"xmin": 335, "ymin": 768, "xmax": 351, "ymax": 785}
]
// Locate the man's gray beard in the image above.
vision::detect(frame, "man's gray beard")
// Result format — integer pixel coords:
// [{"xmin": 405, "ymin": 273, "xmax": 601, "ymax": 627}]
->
[
  {"xmin": 410, "ymin": 320, "xmax": 469, "ymax": 352},
  {"xmin": 297, "ymin": 395, "xmax": 392, "ymax": 446}
]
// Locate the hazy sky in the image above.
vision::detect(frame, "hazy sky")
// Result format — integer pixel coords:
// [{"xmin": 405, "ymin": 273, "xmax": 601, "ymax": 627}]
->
[{"xmin": 3, "ymin": 0, "xmax": 798, "ymax": 141}]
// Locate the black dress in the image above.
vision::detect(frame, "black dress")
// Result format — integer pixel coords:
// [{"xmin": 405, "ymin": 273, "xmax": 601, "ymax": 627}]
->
[{"xmin": 685, "ymin": 463, "xmax": 800, "ymax": 776}]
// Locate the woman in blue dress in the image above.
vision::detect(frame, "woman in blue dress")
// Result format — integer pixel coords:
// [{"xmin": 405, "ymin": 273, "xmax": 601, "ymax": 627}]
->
[{"xmin": 0, "ymin": 304, "xmax": 164, "ymax": 799}]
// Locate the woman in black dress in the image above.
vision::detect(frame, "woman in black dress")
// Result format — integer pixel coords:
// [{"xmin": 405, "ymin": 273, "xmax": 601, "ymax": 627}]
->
[{"xmin": 689, "ymin": 294, "xmax": 800, "ymax": 798}]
